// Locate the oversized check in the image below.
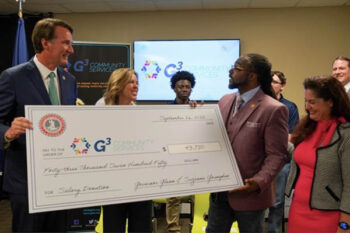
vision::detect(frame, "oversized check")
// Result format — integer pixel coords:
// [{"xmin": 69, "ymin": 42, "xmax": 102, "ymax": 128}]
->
[{"xmin": 25, "ymin": 105, "xmax": 243, "ymax": 213}]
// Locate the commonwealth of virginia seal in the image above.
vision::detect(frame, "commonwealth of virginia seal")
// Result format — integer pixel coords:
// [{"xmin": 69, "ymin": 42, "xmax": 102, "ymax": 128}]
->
[{"xmin": 40, "ymin": 114, "xmax": 65, "ymax": 137}]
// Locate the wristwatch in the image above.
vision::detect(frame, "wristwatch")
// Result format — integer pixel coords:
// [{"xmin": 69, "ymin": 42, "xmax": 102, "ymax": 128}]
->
[{"xmin": 339, "ymin": 222, "xmax": 350, "ymax": 230}]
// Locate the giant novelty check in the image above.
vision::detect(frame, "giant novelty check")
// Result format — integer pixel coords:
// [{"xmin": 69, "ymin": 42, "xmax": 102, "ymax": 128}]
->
[{"xmin": 25, "ymin": 105, "xmax": 243, "ymax": 213}]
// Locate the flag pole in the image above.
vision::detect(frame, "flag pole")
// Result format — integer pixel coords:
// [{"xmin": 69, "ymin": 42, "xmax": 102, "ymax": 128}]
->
[
  {"xmin": 16, "ymin": 0, "xmax": 26, "ymax": 18},
  {"xmin": 12, "ymin": 0, "xmax": 28, "ymax": 66}
]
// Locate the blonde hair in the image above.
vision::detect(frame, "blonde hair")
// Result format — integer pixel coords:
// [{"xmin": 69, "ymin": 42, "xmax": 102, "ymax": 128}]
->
[{"xmin": 103, "ymin": 68, "xmax": 137, "ymax": 105}]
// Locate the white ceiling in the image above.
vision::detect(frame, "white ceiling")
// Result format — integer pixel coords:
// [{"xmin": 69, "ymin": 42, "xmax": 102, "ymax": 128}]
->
[{"xmin": 0, "ymin": 0, "xmax": 349, "ymax": 14}]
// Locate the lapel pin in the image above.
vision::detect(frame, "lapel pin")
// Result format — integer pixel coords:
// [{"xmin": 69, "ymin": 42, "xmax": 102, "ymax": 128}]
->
[
  {"xmin": 251, "ymin": 104, "xmax": 255, "ymax": 108},
  {"xmin": 62, "ymin": 76, "xmax": 66, "ymax": 81}
]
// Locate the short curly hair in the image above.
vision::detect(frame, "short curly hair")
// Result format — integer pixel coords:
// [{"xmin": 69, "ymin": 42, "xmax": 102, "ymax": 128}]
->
[{"xmin": 170, "ymin": 71, "xmax": 196, "ymax": 89}]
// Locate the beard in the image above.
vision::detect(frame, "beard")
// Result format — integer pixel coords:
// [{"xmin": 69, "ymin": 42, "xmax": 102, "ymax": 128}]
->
[
  {"xmin": 229, "ymin": 78, "xmax": 240, "ymax": 89},
  {"xmin": 229, "ymin": 83, "xmax": 238, "ymax": 89}
]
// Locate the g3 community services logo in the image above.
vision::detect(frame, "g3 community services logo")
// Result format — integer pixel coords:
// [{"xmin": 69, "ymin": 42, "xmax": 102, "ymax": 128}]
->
[{"xmin": 39, "ymin": 114, "xmax": 66, "ymax": 137}]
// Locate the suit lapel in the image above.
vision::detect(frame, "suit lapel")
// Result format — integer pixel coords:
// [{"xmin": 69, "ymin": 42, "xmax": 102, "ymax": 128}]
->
[
  {"xmin": 57, "ymin": 68, "xmax": 65, "ymax": 105},
  {"xmin": 27, "ymin": 60, "xmax": 51, "ymax": 104},
  {"xmin": 57, "ymin": 67, "xmax": 71, "ymax": 105},
  {"xmin": 222, "ymin": 94, "xmax": 236, "ymax": 125},
  {"xmin": 229, "ymin": 89, "xmax": 264, "ymax": 143}
]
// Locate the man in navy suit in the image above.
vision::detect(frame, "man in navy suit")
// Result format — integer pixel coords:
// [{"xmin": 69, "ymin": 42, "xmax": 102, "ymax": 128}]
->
[{"xmin": 0, "ymin": 18, "xmax": 77, "ymax": 232}]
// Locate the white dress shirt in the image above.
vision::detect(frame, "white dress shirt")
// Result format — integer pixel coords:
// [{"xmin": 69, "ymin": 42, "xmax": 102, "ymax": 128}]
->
[{"xmin": 33, "ymin": 55, "xmax": 61, "ymax": 104}]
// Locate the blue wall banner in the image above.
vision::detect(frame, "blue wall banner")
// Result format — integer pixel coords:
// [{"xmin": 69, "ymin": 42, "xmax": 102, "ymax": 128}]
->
[
  {"xmin": 66, "ymin": 42, "xmax": 129, "ymax": 231},
  {"xmin": 68, "ymin": 42, "xmax": 130, "ymax": 105}
]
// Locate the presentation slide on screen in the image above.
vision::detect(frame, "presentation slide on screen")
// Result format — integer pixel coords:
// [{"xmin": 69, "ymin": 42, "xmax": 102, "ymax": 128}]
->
[{"xmin": 133, "ymin": 40, "xmax": 240, "ymax": 101}]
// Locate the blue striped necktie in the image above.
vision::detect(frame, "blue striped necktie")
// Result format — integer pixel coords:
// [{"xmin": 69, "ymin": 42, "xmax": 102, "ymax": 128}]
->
[{"xmin": 48, "ymin": 72, "xmax": 59, "ymax": 105}]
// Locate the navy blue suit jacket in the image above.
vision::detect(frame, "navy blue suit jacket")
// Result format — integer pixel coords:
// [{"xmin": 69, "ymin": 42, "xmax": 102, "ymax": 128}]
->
[{"xmin": 0, "ymin": 60, "xmax": 77, "ymax": 194}]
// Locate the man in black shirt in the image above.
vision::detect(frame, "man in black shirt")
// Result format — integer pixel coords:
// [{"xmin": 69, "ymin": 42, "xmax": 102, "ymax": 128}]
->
[
  {"xmin": 166, "ymin": 71, "xmax": 196, "ymax": 233},
  {"xmin": 170, "ymin": 71, "xmax": 196, "ymax": 105}
]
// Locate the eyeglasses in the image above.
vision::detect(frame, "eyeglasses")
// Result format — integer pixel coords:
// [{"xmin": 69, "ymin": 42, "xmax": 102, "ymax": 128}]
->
[
  {"xmin": 271, "ymin": 80, "xmax": 282, "ymax": 85},
  {"xmin": 231, "ymin": 66, "xmax": 247, "ymax": 72}
]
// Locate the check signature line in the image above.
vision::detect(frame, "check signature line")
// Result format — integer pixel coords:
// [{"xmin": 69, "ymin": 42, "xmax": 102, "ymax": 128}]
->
[
  {"xmin": 135, "ymin": 178, "xmax": 231, "ymax": 189},
  {"xmin": 46, "ymin": 189, "xmax": 121, "ymax": 198}
]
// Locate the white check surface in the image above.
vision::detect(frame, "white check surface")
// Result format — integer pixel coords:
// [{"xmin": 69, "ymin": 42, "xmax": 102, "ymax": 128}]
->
[{"xmin": 25, "ymin": 105, "xmax": 243, "ymax": 213}]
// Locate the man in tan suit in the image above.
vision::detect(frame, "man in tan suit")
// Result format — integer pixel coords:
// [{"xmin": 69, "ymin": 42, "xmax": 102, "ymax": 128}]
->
[{"xmin": 206, "ymin": 54, "xmax": 288, "ymax": 233}]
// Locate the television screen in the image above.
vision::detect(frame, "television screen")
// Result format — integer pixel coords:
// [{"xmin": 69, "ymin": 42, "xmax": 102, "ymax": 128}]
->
[{"xmin": 133, "ymin": 39, "xmax": 240, "ymax": 101}]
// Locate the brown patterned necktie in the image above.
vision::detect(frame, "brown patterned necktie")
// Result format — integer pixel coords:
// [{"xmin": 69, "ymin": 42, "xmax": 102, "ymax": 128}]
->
[{"xmin": 233, "ymin": 95, "xmax": 243, "ymax": 117}]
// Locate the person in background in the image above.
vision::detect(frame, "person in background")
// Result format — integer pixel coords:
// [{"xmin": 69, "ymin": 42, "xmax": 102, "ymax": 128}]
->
[
  {"xmin": 169, "ymin": 70, "xmax": 196, "ymax": 105},
  {"xmin": 271, "ymin": 71, "xmax": 299, "ymax": 134},
  {"xmin": 95, "ymin": 68, "xmax": 152, "ymax": 233},
  {"xmin": 332, "ymin": 56, "xmax": 350, "ymax": 98},
  {"xmin": 206, "ymin": 54, "xmax": 288, "ymax": 233},
  {"xmin": 165, "ymin": 70, "xmax": 196, "ymax": 233},
  {"xmin": 286, "ymin": 75, "xmax": 350, "ymax": 233},
  {"xmin": 0, "ymin": 18, "xmax": 77, "ymax": 232},
  {"xmin": 267, "ymin": 71, "xmax": 299, "ymax": 233}
]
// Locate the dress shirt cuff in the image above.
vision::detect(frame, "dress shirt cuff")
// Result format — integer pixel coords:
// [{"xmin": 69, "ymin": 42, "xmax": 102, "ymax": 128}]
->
[{"xmin": 3, "ymin": 134, "xmax": 12, "ymax": 149}]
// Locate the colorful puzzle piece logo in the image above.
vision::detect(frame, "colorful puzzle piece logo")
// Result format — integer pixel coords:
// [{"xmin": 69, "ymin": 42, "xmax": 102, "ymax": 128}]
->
[
  {"xmin": 141, "ymin": 60, "xmax": 161, "ymax": 79},
  {"xmin": 71, "ymin": 137, "xmax": 91, "ymax": 155}
]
